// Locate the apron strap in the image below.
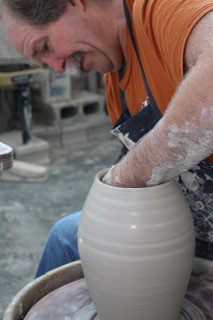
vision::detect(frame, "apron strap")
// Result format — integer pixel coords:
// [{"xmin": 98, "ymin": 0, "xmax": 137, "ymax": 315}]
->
[
  {"xmin": 118, "ymin": 66, "xmax": 130, "ymax": 113},
  {"xmin": 123, "ymin": 0, "xmax": 161, "ymax": 117}
]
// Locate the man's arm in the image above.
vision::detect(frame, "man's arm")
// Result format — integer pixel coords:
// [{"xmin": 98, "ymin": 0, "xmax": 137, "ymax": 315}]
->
[{"xmin": 103, "ymin": 12, "xmax": 213, "ymax": 188}]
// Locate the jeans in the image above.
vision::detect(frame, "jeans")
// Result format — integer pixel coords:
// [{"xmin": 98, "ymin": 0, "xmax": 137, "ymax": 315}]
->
[{"xmin": 35, "ymin": 211, "xmax": 81, "ymax": 278}]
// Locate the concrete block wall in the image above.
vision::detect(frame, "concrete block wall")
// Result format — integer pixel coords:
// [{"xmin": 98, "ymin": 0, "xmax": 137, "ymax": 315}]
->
[
  {"xmin": 32, "ymin": 72, "xmax": 110, "ymax": 152},
  {"xmin": 34, "ymin": 87, "xmax": 111, "ymax": 150},
  {"xmin": 47, "ymin": 91, "xmax": 106, "ymax": 127},
  {"xmin": 34, "ymin": 90, "xmax": 111, "ymax": 150}
]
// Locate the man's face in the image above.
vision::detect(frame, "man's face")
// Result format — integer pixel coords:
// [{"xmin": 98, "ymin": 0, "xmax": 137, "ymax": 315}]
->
[{"xmin": 3, "ymin": 1, "xmax": 124, "ymax": 74}]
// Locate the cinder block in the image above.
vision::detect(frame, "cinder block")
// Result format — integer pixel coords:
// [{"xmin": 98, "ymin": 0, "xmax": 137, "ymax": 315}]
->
[
  {"xmin": 0, "ymin": 131, "xmax": 50, "ymax": 165},
  {"xmin": 47, "ymin": 91, "xmax": 107, "ymax": 128},
  {"xmin": 79, "ymin": 91, "xmax": 106, "ymax": 117},
  {"xmin": 48, "ymin": 100, "xmax": 83, "ymax": 127}
]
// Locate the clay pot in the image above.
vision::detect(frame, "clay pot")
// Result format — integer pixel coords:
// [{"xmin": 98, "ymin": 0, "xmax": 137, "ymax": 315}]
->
[{"xmin": 78, "ymin": 169, "xmax": 195, "ymax": 320}]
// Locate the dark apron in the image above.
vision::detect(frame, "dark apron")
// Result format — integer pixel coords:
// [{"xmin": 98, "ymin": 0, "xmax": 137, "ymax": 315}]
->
[{"xmin": 111, "ymin": 0, "xmax": 212, "ymax": 260}]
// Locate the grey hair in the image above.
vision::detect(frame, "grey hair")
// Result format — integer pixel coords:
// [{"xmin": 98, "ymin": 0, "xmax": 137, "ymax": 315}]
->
[{"xmin": 2, "ymin": 0, "xmax": 73, "ymax": 25}]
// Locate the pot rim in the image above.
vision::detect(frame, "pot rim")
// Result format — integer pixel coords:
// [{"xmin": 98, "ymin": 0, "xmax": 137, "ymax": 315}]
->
[{"xmin": 96, "ymin": 168, "xmax": 175, "ymax": 193}]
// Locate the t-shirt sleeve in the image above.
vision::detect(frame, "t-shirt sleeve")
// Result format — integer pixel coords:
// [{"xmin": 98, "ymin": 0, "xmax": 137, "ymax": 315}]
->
[{"xmin": 145, "ymin": 0, "xmax": 213, "ymax": 85}]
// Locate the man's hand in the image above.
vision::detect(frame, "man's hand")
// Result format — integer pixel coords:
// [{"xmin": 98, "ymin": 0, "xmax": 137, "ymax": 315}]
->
[{"xmin": 102, "ymin": 151, "xmax": 146, "ymax": 188}]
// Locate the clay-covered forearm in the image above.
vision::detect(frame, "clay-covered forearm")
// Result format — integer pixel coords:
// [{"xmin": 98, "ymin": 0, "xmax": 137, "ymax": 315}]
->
[
  {"xmin": 103, "ymin": 57, "xmax": 213, "ymax": 188},
  {"xmin": 141, "ymin": 107, "xmax": 212, "ymax": 187}
]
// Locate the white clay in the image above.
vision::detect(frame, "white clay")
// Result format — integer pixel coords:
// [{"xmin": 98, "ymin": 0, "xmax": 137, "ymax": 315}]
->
[{"xmin": 78, "ymin": 169, "xmax": 195, "ymax": 320}]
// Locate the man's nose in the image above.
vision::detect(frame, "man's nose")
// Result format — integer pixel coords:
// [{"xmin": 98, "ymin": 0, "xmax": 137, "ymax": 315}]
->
[{"xmin": 44, "ymin": 56, "xmax": 66, "ymax": 74}]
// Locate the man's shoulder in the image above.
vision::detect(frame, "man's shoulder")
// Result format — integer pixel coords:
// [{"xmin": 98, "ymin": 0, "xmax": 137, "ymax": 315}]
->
[
  {"xmin": 133, "ymin": 0, "xmax": 213, "ymax": 27},
  {"xmin": 132, "ymin": 0, "xmax": 213, "ymax": 57}
]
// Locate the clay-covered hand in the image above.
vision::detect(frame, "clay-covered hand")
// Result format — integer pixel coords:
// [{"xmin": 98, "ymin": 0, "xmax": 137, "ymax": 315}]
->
[
  {"xmin": 102, "ymin": 102, "xmax": 212, "ymax": 189},
  {"xmin": 102, "ymin": 155, "xmax": 146, "ymax": 188}
]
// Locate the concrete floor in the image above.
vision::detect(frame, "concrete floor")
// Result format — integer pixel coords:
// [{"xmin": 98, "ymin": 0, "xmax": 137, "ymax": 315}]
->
[{"xmin": 0, "ymin": 138, "xmax": 121, "ymax": 319}]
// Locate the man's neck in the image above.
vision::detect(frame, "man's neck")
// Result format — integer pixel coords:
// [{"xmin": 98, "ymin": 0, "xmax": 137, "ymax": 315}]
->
[{"xmin": 111, "ymin": 0, "xmax": 127, "ymax": 67}]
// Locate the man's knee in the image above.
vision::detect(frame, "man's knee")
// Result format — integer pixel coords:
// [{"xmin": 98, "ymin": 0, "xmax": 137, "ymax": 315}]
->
[
  {"xmin": 49, "ymin": 211, "xmax": 81, "ymax": 247},
  {"xmin": 40, "ymin": 211, "xmax": 81, "ymax": 266},
  {"xmin": 35, "ymin": 211, "xmax": 81, "ymax": 278}
]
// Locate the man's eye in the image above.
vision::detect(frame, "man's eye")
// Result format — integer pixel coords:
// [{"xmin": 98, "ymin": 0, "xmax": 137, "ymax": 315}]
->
[{"xmin": 41, "ymin": 41, "xmax": 51, "ymax": 54}]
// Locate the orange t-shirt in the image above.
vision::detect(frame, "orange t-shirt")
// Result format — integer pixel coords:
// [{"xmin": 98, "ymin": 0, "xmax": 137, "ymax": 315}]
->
[{"xmin": 104, "ymin": 0, "xmax": 212, "ymax": 125}]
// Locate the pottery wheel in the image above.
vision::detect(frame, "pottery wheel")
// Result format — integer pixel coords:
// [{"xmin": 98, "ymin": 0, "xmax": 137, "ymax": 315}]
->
[
  {"xmin": 24, "ymin": 277, "xmax": 212, "ymax": 320},
  {"xmin": 24, "ymin": 279, "xmax": 98, "ymax": 320}
]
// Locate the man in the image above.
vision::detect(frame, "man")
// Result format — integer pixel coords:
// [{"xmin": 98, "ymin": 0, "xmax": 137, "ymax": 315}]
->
[{"xmin": 2, "ymin": 0, "xmax": 212, "ymax": 278}]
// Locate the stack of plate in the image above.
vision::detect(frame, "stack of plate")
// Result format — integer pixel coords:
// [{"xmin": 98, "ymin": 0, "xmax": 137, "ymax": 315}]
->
[{"xmin": 0, "ymin": 142, "xmax": 14, "ymax": 172}]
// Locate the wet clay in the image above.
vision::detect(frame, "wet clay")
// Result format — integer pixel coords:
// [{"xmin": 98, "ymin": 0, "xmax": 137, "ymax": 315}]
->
[
  {"xmin": 24, "ymin": 279, "xmax": 98, "ymax": 320},
  {"xmin": 78, "ymin": 170, "xmax": 195, "ymax": 320}
]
